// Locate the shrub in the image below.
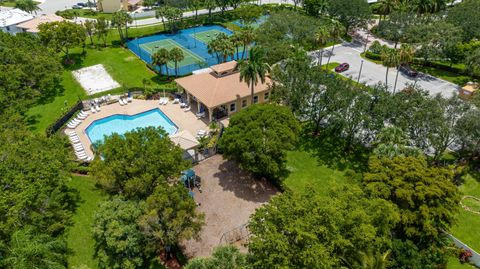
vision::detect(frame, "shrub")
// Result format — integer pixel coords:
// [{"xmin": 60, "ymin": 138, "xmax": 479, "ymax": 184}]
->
[
  {"xmin": 368, "ymin": 40, "xmax": 384, "ymax": 54},
  {"xmin": 459, "ymin": 249, "xmax": 473, "ymax": 263}
]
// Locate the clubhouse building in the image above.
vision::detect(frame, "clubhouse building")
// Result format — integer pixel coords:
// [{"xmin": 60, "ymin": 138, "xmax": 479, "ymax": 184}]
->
[{"xmin": 175, "ymin": 61, "xmax": 272, "ymax": 122}]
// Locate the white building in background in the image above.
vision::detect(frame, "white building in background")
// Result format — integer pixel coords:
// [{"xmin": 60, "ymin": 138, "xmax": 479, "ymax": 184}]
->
[{"xmin": 0, "ymin": 7, "xmax": 34, "ymax": 35}]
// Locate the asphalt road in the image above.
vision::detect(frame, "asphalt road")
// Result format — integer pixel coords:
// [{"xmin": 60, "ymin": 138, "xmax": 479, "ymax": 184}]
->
[{"xmin": 312, "ymin": 42, "xmax": 460, "ymax": 97}]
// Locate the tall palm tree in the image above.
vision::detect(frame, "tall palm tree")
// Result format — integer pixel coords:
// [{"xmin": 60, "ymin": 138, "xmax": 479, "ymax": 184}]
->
[
  {"xmin": 169, "ymin": 47, "xmax": 184, "ymax": 77},
  {"xmin": 204, "ymin": 0, "xmax": 216, "ymax": 22},
  {"xmin": 220, "ymin": 39, "xmax": 235, "ymax": 62},
  {"xmin": 393, "ymin": 44, "xmax": 415, "ymax": 92},
  {"xmin": 378, "ymin": 0, "xmax": 398, "ymax": 20},
  {"xmin": 208, "ymin": 38, "xmax": 222, "ymax": 64},
  {"xmin": 381, "ymin": 49, "xmax": 399, "ymax": 89},
  {"xmin": 240, "ymin": 26, "xmax": 255, "ymax": 59},
  {"xmin": 237, "ymin": 47, "xmax": 271, "ymax": 104},
  {"xmin": 326, "ymin": 20, "xmax": 345, "ymax": 68},
  {"xmin": 155, "ymin": 6, "xmax": 168, "ymax": 31},
  {"xmin": 111, "ymin": 11, "xmax": 132, "ymax": 42},
  {"xmin": 230, "ymin": 32, "xmax": 243, "ymax": 60},
  {"xmin": 342, "ymin": 250, "xmax": 391, "ymax": 269},
  {"xmin": 15, "ymin": 0, "xmax": 41, "ymax": 14},
  {"xmin": 152, "ymin": 48, "xmax": 170, "ymax": 77},
  {"xmin": 314, "ymin": 26, "xmax": 330, "ymax": 68}
]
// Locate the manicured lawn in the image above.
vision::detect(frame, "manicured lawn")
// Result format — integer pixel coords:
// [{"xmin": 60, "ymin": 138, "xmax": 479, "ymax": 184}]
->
[
  {"xmin": 450, "ymin": 174, "xmax": 480, "ymax": 252},
  {"xmin": 447, "ymin": 256, "xmax": 476, "ymax": 269},
  {"xmin": 413, "ymin": 64, "xmax": 471, "ymax": 86},
  {"xmin": 67, "ymin": 175, "xmax": 107, "ymax": 269},
  {"xmin": 284, "ymin": 150, "xmax": 348, "ymax": 195},
  {"xmin": 0, "ymin": 0, "xmax": 16, "ymax": 7},
  {"xmin": 27, "ymin": 46, "xmax": 175, "ymax": 133}
]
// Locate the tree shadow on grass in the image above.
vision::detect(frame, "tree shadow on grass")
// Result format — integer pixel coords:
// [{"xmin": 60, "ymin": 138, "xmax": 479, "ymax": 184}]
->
[{"xmin": 298, "ymin": 129, "xmax": 371, "ymax": 173}]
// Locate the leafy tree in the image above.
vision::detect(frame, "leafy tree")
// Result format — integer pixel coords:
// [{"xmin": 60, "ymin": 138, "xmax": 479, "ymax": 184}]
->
[
  {"xmin": 447, "ymin": 0, "xmax": 480, "ymax": 40},
  {"xmin": 327, "ymin": 0, "xmax": 371, "ymax": 32},
  {"xmin": 90, "ymin": 127, "xmax": 189, "ymax": 199},
  {"xmin": 155, "ymin": 6, "xmax": 168, "ymax": 28},
  {"xmin": 376, "ymin": 11, "xmax": 417, "ymax": 48},
  {"xmin": 363, "ymin": 156, "xmax": 460, "ymax": 243},
  {"xmin": 3, "ymin": 228, "xmax": 67, "ymax": 269},
  {"xmin": 393, "ymin": 44, "xmax": 414, "ymax": 91},
  {"xmin": 111, "ymin": 10, "xmax": 132, "ymax": 43},
  {"xmin": 15, "ymin": 0, "xmax": 40, "ymax": 14},
  {"xmin": 204, "ymin": 0, "xmax": 217, "ymax": 22},
  {"xmin": 94, "ymin": 17, "xmax": 109, "ymax": 47},
  {"xmin": 377, "ymin": 0, "xmax": 399, "ymax": 18},
  {"xmin": 248, "ymin": 185, "xmax": 398, "ymax": 268},
  {"xmin": 92, "ymin": 198, "xmax": 150, "ymax": 269},
  {"xmin": 219, "ymin": 104, "xmax": 300, "ymax": 179},
  {"xmin": 152, "ymin": 48, "xmax": 170, "ymax": 77},
  {"xmin": 239, "ymin": 26, "xmax": 255, "ymax": 59},
  {"xmin": 373, "ymin": 127, "xmax": 421, "ymax": 158},
  {"xmin": 0, "ymin": 32, "xmax": 62, "ymax": 113},
  {"xmin": 234, "ymin": 4, "xmax": 262, "ymax": 25},
  {"xmin": 380, "ymin": 48, "xmax": 399, "ymax": 88},
  {"xmin": 138, "ymin": 185, "xmax": 204, "ymax": 254},
  {"xmin": 325, "ymin": 19, "xmax": 345, "ymax": 67},
  {"xmin": 313, "ymin": 26, "xmax": 329, "ymax": 67},
  {"xmin": 84, "ymin": 20, "xmax": 95, "ymax": 45},
  {"xmin": 38, "ymin": 21, "xmax": 85, "ymax": 63},
  {"xmin": 303, "ymin": 0, "xmax": 329, "ymax": 16},
  {"xmin": 164, "ymin": 6, "xmax": 183, "ymax": 33},
  {"xmin": 465, "ymin": 47, "xmax": 480, "ymax": 76},
  {"xmin": 455, "ymin": 108, "xmax": 480, "ymax": 159},
  {"xmin": 389, "ymin": 239, "xmax": 449, "ymax": 269},
  {"xmin": 237, "ymin": 46, "xmax": 271, "ymax": 103},
  {"xmin": 184, "ymin": 245, "xmax": 247, "ymax": 269},
  {"xmin": 190, "ymin": 0, "xmax": 202, "ymax": 19},
  {"xmin": 411, "ymin": 0, "xmax": 447, "ymax": 13},
  {"xmin": 169, "ymin": 47, "xmax": 184, "ymax": 77}
]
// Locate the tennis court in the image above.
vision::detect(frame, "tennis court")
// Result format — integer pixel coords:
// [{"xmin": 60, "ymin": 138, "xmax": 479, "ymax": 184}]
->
[
  {"xmin": 191, "ymin": 29, "xmax": 225, "ymax": 44},
  {"xmin": 140, "ymin": 39, "xmax": 204, "ymax": 69}
]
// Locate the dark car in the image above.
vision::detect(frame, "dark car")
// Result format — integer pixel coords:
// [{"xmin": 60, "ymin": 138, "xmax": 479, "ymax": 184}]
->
[
  {"xmin": 76, "ymin": 2, "xmax": 86, "ymax": 6},
  {"xmin": 335, "ymin": 63, "xmax": 349, "ymax": 73},
  {"xmin": 72, "ymin": 4, "xmax": 82, "ymax": 9},
  {"xmin": 399, "ymin": 64, "xmax": 418, "ymax": 77}
]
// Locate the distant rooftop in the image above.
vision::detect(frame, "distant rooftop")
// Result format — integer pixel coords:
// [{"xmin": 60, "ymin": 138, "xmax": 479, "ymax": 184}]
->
[
  {"xmin": 17, "ymin": 14, "xmax": 64, "ymax": 33},
  {"xmin": 0, "ymin": 8, "xmax": 34, "ymax": 27}
]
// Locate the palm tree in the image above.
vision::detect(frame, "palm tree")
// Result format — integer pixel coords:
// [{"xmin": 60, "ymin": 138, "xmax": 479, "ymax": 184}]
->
[
  {"xmin": 207, "ymin": 38, "xmax": 222, "ymax": 64},
  {"xmin": 381, "ymin": 49, "xmax": 399, "ymax": 89},
  {"xmin": 152, "ymin": 48, "xmax": 170, "ymax": 77},
  {"xmin": 220, "ymin": 39, "xmax": 235, "ymax": 63},
  {"xmin": 84, "ymin": 20, "xmax": 95, "ymax": 45},
  {"xmin": 393, "ymin": 44, "xmax": 415, "ymax": 92},
  {"xmin": 314, "ymin": 26, "xmax": 330, "ymax": 67},
  {"xmin": 111, "ymin": 11, "xmax": 132, "ymax": 42},
  {"xmin": 155, "ymin": 6, "xmax": 168, "ymax": 31},
  {"xmin": 230, "ymin": 32, "xmax": 243, "ymax": 60},
  {"xmin": 169, "ymin": 47, "xmax": 184, "ymax": 77},
  {"xmin": 15, "ymin": 0, "xmax": 40, "ymax": 14},
  {"xmin": 240, "ymin": 26, "xmax": 255, "ymax": 59},
  {"xmin": 378, "ymin": 0, "xmax": 398, "ymax": 20},
  {"xmin": 342, "ymin": 250, "xmax": 391, "ymax": 269},
  {"xmin": 237, "ymin": 47, "xmax": 271, "ymax": 104},
  {"xmin": 204, "ymin": 0, "xmax": 216, "ymax": 22},
  {"xmin": 326, "ymin": 20, "xmax": 345, "ymax": 68}
]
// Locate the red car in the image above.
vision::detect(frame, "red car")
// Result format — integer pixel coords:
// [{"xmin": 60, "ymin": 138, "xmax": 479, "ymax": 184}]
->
[{"xmin": 335, "ymin": 63, "xmax": 349, "ymax": 73}]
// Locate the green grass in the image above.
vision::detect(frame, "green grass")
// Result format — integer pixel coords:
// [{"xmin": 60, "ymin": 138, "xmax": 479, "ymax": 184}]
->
[
  {"xmin": 0, "ymin": 0, "xmax": 16, "ymax": 7},
  {"xmin": 67, "ymin": 175, "xmax": 107, "ymax": 269},
  {"xmin": 140, "ymin": 39, "xmax": 205, "ymax": 68},
  {"xmin": 412, "ymin": 64, "xmax": 471, "ymax": 86},
  {"xmin": 447, "ymin": 256, "xmax": 476, "ymax": 269},
  {"xmin": 27, "ymin": 46, "xmax": 175, "ymax": 133},
  {"xmin": 450, "ymin": 174, "xmax": 480, "ymax": 252},
  {"xmin": 284, "ymin": 150, "xmax": 348, "ymax": 195}
]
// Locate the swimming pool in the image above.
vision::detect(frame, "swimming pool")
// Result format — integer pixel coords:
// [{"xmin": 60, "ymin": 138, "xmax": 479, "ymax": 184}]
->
[{"xmin": 86, "ymin": 109, "xmax": 178, "ymax": 144}]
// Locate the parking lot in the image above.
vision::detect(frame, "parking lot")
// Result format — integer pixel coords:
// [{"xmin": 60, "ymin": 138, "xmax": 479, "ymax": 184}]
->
[{"xmin": 312, "ymin": 42, "xmax": 460, "ymax": 97}]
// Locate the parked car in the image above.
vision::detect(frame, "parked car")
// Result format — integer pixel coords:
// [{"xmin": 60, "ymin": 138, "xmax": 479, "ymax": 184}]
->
[
  {"xmin": 335, "ymin": 63, "xmax": 349, "ymax": 73},
  {"xmin": 399, "ymin": 64, "xmax": 418, "ymax": 77},
  {"xmin": 72, "ymin": 4, "xmax": 82, "ymax": 9},
  {"xmin": 76, "ymin": 2, "xmax": 86, "ymax": 7}
]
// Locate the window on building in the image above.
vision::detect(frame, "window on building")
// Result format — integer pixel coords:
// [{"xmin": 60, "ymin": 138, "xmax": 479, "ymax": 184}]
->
[
  {"xmin": 264, "ymin": 92, "xmax": 270, "ymax": 100},
  {"xmin": 230, "ymin": 103, "xmax": 236, "ymax": 112},
  {"xmin": 253, "ymin": 95, "xmax": 259, "ymax": 104},
  {"xmin": 242, "ymin": 99, "xmax": 247, "ymax": 108}
]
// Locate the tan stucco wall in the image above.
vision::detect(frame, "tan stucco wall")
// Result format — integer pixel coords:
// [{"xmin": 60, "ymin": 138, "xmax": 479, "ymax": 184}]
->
[
  {"xmin": 98, "ymin": 0, "xmax": 127, "ymax": 13},
  {"xmin": 226, "ymin": 90, "xmax": 271, "ymax": 116}
]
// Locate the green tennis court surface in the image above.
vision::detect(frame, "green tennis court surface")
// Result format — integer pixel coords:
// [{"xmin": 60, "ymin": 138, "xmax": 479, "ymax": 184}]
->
[
  {"xmin": 140, "ymin": 39, "xmax": 204, "ymax": 68},
  {"xmin": 191, "ymin": 29, "xmax": 224, "ymax": 44}
]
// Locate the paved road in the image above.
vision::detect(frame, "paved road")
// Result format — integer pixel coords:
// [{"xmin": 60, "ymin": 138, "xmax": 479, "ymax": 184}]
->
[{"xmin": 311, "ymin": 42, "xmax": 460, "ymax": 97}]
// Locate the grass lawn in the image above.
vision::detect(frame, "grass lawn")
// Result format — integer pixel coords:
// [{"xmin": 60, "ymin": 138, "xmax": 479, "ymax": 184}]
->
[
  {"xmin": 413, "ymin": 64, "xmax": 471, "ymax": 86},
  {"xmin": 27, "ymin": 46, "xmax": 175, "ymax": 133},
  {"xmin": 67, "ymin": 175, "xmax": 107, "ymax": 269},
  {"xmin": 447, "ymin": 256, "xmax": 476, "ymax": 269},
  {"xmin": 283, "ymin": 150, "xmax": 348, "ymax": 195},
  {"xmin": 0, "ymin": 0, "xmax": 16, "ymax": 7},
  {"xmin": 450, "ymin": 174, "xmax": 480, "ymax": 252}
]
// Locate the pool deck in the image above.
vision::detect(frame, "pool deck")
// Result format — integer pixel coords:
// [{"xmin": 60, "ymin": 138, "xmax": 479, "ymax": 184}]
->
[{"xmin": 65, "ymin": 99, "xmax": 209, "ymax": 160}]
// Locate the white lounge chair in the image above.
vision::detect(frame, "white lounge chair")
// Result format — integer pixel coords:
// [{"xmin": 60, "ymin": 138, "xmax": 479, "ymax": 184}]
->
[
  {"xmin": 79, "ymin": 111, "xmax": 89, "ymax": 117},
  {"xmin": 180, "ymin": 102, "xmax": 188, "ymax": 108},
  {"xmin": 119, "ymin": 99, "xmax": 125, "ymax": 106},
  {"xmin": 90, "ymin": 107, "xmax": 96, "ymax": 113},
  {"xmin": 184, "ymin": 106, "xmax": 191, "ymax": 112},
  {"xmin": 173, "ymin": 98, "xmax": 180, "ymax": 104},
  {"xmin": 196, "ymin": 112, "xmax": 205, "ymax": 118},
  {"xmin": 197, "ymin": 130, "xmax": 206, "ymax": 136},
  {"xmin": 95, "ymin": 105, "xmax": 101, "ymax": 112},
  {"xmin": 67, "ymin": 123, "xmax": 78, "ymax": 129},
  {"xmin": 77, "ymin": 114, "xmax": 87, "ymax": 120},
  {"xmin": 127, "ymin": 96, "xmax": 133, "ymax": 102}
]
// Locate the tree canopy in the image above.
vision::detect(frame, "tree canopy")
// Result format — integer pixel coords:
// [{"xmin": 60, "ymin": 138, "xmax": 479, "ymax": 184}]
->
[
  {"xmin": 184, "ymin": 245, "xmax": 247, "ymax": 269},
  {"xmin": 219, "ymin": 104, "xmax": 300, "ymax": 179},
  {"xmin": 38, "ymin": 21, "xmax": 86, "ymax": 63}
]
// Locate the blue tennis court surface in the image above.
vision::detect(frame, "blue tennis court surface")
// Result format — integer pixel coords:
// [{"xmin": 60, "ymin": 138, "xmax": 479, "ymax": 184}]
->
[{"xmin": 127, "ymin": 25, "xmax": 245, "ymax": 76}]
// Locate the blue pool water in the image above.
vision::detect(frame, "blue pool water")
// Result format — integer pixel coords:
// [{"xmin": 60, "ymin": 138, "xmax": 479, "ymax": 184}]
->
[
  {"xmin": 127, "ymin": 25, "xmax": 246, "ymax": 76},
  {"xmin": 86, "ymin": 109, "xmax": 178, "ymax": 144}
]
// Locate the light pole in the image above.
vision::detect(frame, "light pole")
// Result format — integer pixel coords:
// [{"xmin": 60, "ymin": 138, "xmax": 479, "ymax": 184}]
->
[
  {"xmin": 357, "ymin": 60, "xmax": 364, "ymax": 84},
  {"xmin": 363, "ymin": 31, "xmax": 370, "ymax": 53}
]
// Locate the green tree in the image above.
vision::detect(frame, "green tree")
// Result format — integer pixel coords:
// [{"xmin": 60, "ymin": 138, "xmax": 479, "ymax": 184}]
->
[
  {"xmin": 377, "ymin": 0, "xmax": 399, "ymax": 19},
  {"xmin": 38, "ymin": 21, "xmax": 86, "ymax": 63},
  {"xmin": 325, "ymin": 19, "xmax": 345, "ymax": 67},
  {"xmin": 169, "ymin": 47, "xmax": 184, "ymax": 77},
  {"xmin": 155, "ymin": 6, "xmax": 168, "ymax": 29},
  {"xmin": 393, "ymin": 44, "xmax": 414, "ymax": 92},
  {"xmin": 373, "ymin": 126, "xmax": 421, "ymax": 158},
  {"xmin": 184, "ymin": 245, "xmax": 247, "ymax": 269},
  {"xmin": 466, "ymin": 47, "xmax": 480, "ymax": 76},
  {"xmin": 313, "ymin": 26, "xmax": 329, "ymax": 67},
  {"xmin": 84, "ymin": 20, "xmax": 95, "ymax": 45},
  {"xmin": 239, "ymin": 26, "xmax": 255, "ymax": 59},
  {"xmin": 455, "ymin": 108, "xmax": 480, "ymax": 160},
  {"xmin": 152, "ymin": 48, "xmax": 170, "ymax": 77},
  {"xmin": 376, "ymin": 11, "xmax": 416, "ymax": 48},
  {"xmin": 327, "ymin": 0, "xmax": 371, "ymax": 32},
  {"xmin": 248, "ymin": 185, "xmax": 398, "ymax": 268},
  {"xmin": 0, "ymin": 32, "xmax": 62, "ymax": 113},
  {"xmin": 234, "ymin": 4, "xmax": 262, "ymax": 25},
  {"xmin": 111, "ymin": 10, "xmax": 132, "ymax": 43},
  {"xmin": 94, "ymin": 17, "xmax": 109, "ymax": 47},
  {"xmin": 380, "ymin": 48, "xmax": 399, "ymax": 88},
  {"xmin": 138, "ymin": 185, "xmax": 204, "ymax": 255},
  {"xmin": 3, "ymin": 228, "xmax": 67, "ymax": 269},
  {"xmin": 237, "ymin": 46, "xmax": 271, "ymax": 103},
  {"xmin": 15, "ymin": 0, "xmax": 40, "ymax": 14},
  {"xmin": 190, "ymin": 0, "xmax": 202, "ymax": 19},
  {"xmin": 303, "ymin": 0, "xmax": 329, "ymax": 17},
  {"xmin": 447, "ymin": 0, "xmax": 480, "ymax": 40},
  {"xmin": 219, "ymin": 104, "xmax": 300, "ymax": 179},
  {"xmin": 92, "ymin": 198, "xmax": 150, "ymax": 269},
  {"xmin": 207, "ymin": 36, "xmax": 223, "ymax": 64},
  {"xmin": 164, "ymin": 6, "xmax": 183, "ymax": 33},
  {"xmin": 204, "ymin": 0, "xmax": 217, "ymax": 22},
  {"xmin": 363, "ymin": 156, "xmax": 460, "ymax": 243},
  {"xmin": 90, "ymin": 127, "xmax": 189, "ymax": 199}
]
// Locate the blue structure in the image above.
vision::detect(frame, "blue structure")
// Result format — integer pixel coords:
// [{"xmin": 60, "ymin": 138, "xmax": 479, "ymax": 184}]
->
[{"xmin": 127, "ymin": 25, "xmax": 245, "ymax": 76}]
